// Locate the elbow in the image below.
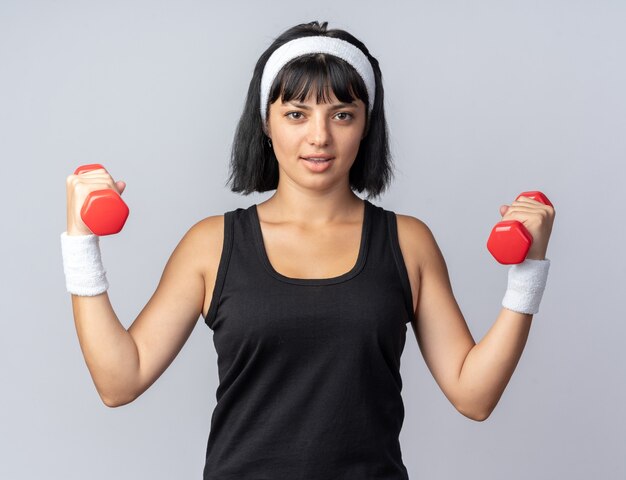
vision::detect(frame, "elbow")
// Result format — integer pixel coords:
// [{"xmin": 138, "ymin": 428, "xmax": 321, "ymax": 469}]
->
[
  {"xmin": 96, "ymin": 375, "xmax": 142, "ymax": 408},
  {"xmin": 467, "ymin": 409, "xmax": 492, "ymax": 422},
  {"xmin": 100, "ymin": 390, "xmax": 137, "ymax": 408},
  {"xmin": 456, "ymin": 401, "xmax": 494, "ymax": 422},
  {"xmin": 453, "ymin": 386, "xmax": 499, "ymax": 421}
]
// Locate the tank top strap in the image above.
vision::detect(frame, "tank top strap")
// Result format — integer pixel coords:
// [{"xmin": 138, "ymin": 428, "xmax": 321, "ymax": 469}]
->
[
  {"xmin": 361, "ymin": 202, "xmax": 415, "ymax": 322},
  {"xmin": 203, "ymin": 209, "xmax": 235, "ymax": 329},
  {"xmin": 383, "ymin": 208, "xmax": 415, "ymax": 321}
]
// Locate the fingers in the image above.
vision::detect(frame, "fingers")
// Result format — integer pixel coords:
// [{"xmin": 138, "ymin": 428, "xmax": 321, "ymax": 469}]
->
[
  {"xmin": 514, "ymin": 195, "xmax": 555, "ymax": 213},
  {"xmin": 502, "ymin": 196, "xmax": 555, "ymax": 216},
  {"xmin": 502, "ymin": 209, "xmax": 548, "ymax": 225},
  {"xmin": 67, "ymin": 168, "xmax": 124, "ymax": 195},
  {"xmin": 499, "ymin": 196, "xmax": 553, "ymax": 226}
]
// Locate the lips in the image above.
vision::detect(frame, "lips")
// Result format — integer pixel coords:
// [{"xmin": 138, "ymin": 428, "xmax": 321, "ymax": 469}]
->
[
  {"xmin": 303, "ymin": 158, "xmax": 333, "ymax": 163},
  {"xmin": 300, "ymin": 156, "xmax": 335, "ymax": 165},
  {"xmin": 300, "ymin": 155, "xmax": 335, "ymax": 172},
  {"xmin": 300, "ymin": 154, "xmax": 335, "ymax": 161}
]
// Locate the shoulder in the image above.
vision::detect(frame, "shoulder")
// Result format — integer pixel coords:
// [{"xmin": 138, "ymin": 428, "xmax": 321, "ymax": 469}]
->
[
  {"xmin": 181, "ymin": 214, "xmax": 225, "ymax": 249},
  {"xmin": 393, "ymin": 213, "xmax": 437, "ymax": 250},
  {"xmin": 187, "ymin": 214, "xmax": 225, "ymax": 237},
  {"xmin": 174, "ymin": 215, "xmax": 226, "ymax": 278},
  {"xmin": 392, "ymin": 212, "xmax": 443, "ymax": 272},
  {"xmin": 393, "ymin": 212, "xmax": 432, "ymax": 240}
]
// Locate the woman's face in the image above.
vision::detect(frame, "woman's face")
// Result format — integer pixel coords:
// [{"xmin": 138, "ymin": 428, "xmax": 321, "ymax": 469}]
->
[{"xmin": 266, "ymin": 88, "xmax": 367, "ymax": 189}]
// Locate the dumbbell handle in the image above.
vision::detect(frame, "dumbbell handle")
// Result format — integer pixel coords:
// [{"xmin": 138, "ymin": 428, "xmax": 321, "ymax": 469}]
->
[
  {"xmin": 73, "ymin": 164, "xmax": 129, "ymax": 236},
  {"xmin": 487, "ymin": 191, "xmax": 552, "ymax": 265}
]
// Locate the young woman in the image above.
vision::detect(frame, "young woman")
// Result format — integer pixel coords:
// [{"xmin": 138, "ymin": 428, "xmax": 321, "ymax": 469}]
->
[{"xmin": 62, "ymin": 20, "xmax": 555, "ymax": 479}]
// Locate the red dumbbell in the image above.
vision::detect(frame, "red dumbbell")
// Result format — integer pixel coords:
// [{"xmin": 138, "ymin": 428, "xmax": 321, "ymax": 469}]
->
[
  {"xmin": 73, "ymin": 164, "xmax": 129, "ymax": 236},
  {"xmin": 487, "ymin": 191, "xmax": 553, "ymax": 265}
]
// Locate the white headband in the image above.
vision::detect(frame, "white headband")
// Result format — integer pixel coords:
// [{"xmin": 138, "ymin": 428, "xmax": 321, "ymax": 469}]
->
[{"xmin": 259, "ymin": 36, "xmax": 376, "ymax": 126}]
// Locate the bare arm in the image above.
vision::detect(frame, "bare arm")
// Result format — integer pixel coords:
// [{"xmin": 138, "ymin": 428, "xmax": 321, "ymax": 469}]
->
[
  {"xmin": 455, "ymin": 308, "xmax": 533, "ymax": 420},
  {"xmin": 65, "ymin": 164, "xmax": 219, "ymax": 407},
  {"xmin": 71, "ymin": 291, "xmax": 140, "ymax": 407},
  {"xmin": 413, "ymin": 224, "xmax": 533, "ymax": 420},
  {"xmin": 400, "ymin": 217, "xmax": 538, "ymax": 421},
  {"xmin": 70, "ymin": 218, "xmax": 216, "ymax": 407}
]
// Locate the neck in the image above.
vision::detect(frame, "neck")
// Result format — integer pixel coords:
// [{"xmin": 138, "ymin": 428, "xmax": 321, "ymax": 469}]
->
[{"xmin": 260, "ymin": 184, "xmax": 364, "ymax": 226}]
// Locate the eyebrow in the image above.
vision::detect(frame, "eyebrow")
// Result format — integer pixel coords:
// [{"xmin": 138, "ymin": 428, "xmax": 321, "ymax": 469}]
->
[{"xmin": 282, "ymin": 101, "xmax": 358, "ymax": 110}]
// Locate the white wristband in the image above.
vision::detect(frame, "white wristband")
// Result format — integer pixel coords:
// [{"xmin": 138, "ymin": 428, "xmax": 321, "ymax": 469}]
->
[
  {"xmin": 60, "ymin": 232, "xmax": 109, "ymax": 296},
  {"xmin": 501, "ymin": 258, "xmax": 550, "ymax": 315}
]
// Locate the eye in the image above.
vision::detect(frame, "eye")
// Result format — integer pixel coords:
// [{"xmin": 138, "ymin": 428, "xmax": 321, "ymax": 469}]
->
[
  {"xmin": 286, "ymin": 111, "xmax": 304, "ymax": 120},
  {"xmin": 335, "ymin": 112, "xmax": 354, "ymax": 121}
]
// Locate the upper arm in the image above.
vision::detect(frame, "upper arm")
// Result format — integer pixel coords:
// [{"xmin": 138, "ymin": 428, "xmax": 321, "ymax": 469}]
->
[
  {"xmin": 397, "ymin": 215, "xmax": 476, "ymax": 410},
  {"xmin": 126, "ymin": 216, "xmax": 220, "ymax": 400}
]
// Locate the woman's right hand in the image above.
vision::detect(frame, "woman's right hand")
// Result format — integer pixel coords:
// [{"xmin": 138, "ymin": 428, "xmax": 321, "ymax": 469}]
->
[{"xmin": 65, "ymin": 167, "xmax": 126, "ymax": 236}]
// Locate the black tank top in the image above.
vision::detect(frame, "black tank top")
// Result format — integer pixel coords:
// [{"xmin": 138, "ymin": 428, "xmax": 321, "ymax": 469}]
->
[{"xmin": 202, "ymin": 199, "xmax": 414, "ymax": 479}]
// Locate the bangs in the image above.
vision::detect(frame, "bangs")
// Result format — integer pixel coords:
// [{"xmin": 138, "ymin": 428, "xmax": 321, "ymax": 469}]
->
[{"xmin": 267, "ymin": 53, "xmax": 368, "ymax": 114}]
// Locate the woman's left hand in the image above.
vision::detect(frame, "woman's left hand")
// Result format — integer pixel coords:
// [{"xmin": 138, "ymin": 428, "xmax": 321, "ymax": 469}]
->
[{"xmin": 499, "ymin": 195, "xmax": 556, "ymax": 260}]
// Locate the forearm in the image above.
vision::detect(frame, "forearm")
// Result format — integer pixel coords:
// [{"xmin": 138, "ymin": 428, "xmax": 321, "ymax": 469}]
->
[
  {"xmin": 71, "ymin": 292, "xmax": 140, "ymax": 407},
  {"xmin": 456, "ymin": 307, "xmax": 533, "ymax": 420}
]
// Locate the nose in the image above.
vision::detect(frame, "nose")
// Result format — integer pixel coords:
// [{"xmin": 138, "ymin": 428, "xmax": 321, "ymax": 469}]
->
[{"xmin": 306, "ymin": 113, "xmax": 331, "ymax": 147}]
